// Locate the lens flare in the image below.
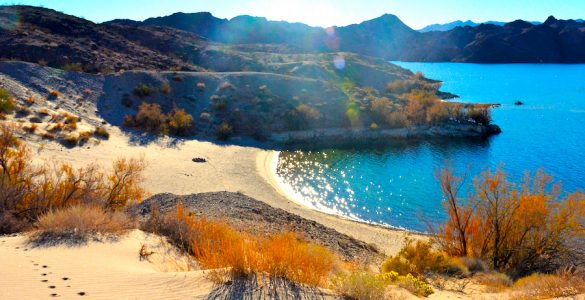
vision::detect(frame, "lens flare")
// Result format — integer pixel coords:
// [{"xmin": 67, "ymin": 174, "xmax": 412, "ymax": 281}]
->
[{"xmin": 333, "ymin": 55, "xmax": 345, "ymax": 70}]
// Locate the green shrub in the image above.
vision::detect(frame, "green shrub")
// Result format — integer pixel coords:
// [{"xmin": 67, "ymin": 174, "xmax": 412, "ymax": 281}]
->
[
  {"xmin": 133, "ymin": 84, "xmax": 156, "ymax": 98},
  {"xmin": 332, "ymin": 271, "xmax": 387, "ymax": 300},
  {"xmin": 381, "ymin": 239, "xmax": 448, "ymax": 277},
  {"xmin": 0, "ymin": 88, "xmax": 16, "ymax": 114}
]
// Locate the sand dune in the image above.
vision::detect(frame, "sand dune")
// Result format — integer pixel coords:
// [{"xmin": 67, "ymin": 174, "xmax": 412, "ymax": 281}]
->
[{"xmin": 0, "ymin": 230, "xmax": 214, "ymax": 299}]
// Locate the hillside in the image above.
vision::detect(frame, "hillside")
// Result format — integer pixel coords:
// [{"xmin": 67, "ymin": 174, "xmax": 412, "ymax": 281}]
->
[{"xmin": 0, "ymin": 6, "xmax": 501, "ymax": 146}]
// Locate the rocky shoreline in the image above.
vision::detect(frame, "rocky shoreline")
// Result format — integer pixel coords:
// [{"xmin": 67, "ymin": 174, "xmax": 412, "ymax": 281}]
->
[{"xmin": 271, "ymin": 123, "xmax": 501, "ymax": 148}]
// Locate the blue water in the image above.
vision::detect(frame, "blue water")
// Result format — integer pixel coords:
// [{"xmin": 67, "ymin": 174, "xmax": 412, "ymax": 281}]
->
[{"xmin": 275, "ymin": 63, "xmax": 585, "ymax": 232}]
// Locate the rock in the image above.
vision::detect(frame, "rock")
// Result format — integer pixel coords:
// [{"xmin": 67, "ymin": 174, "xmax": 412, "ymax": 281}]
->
[
  {"xmin": 514, "ymin": 100, "xmax": 524, "ymax": 105},
  {"xmin": 192, "ymin": 157, "xmax": 207, "ymax": 163}
]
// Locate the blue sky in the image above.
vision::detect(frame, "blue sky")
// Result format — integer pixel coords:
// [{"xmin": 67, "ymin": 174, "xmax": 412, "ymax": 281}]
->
[{"xmin": 2, "ymin": 0, "xmax": 584, "ymax": 29}]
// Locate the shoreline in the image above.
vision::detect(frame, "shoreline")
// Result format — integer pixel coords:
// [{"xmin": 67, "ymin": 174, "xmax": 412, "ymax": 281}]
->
[{"xmin": 257, "ymin": 150, "xmax": 421, "ymax": 233}]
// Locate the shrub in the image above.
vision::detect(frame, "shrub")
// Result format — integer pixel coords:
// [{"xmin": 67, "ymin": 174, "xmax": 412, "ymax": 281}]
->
[
  {"xmin": 287, "ymin": 104, "xmax": 322, "ymax": 130},
  {"xmin": 49, "ymin": 90, "xmax": 60, "ymax": 98},
  {"xmin": 396, "ymin": 273, "xmax": 434, "ymax": 297},
  {"xmin": 48, "ymin": 122, "xmax": 64, "ymax": 132},
  {"xmin": 79, "ymin": 131, "xmax": 92, "ymax": 143},
  {"xmin": 63, "ymin": 133, "xmax": 79, "ymax": 146},
  {"xmin": 216, "ymin": 122, "xmax": 233, "ymax": 140},
  {"xmin": 475, "ymin": 272, "xmax": 512, "ymax": 292},
  {"xmin": 30, "ymin": 205, "xmax": 134, "ymax": 244},
  {"xmin": 0, "ymin": 124, "xmax": 146, "ymax": 231},
  {"xmin": 29, "ymin": 116, "xmax": 43, "ymax": 123},
  {"xmin": 167, "ymin": 108, "xmax": 193, "ymax": 136},
  {"xmin": 41, "ymin": 132, "xmax": 55, "ymax": 140},
  {"xmin": 121, "ymin": 94, "xmax": 133, "ymax": 107},
  {"xmin": 434, "ymin": 166, "xmax": 585, "ymax": 277},
  {"xmin": 16, "ymin": 106, "xmax": 32, "ymax": 116},
  {"xmin": 124, "ymin": 103, "xmax": 194, "ymax": 137},
  {"xmin": 160, "ymin": 83, "xmax": 171, "ymax": 94},
  {"xmin": 133, "ymin": 84, "xmax": 156, "ymax": 98},
  {"xmin": 37, "ymin": 108, "xmax": 50, "ymax": 116},
  {"xmin": 23, "ymin": 123, "xmax": 38, "ymax": 133},
  {"xmin": 199, "ymin": 112, "xmax": 211, "ymax": 122},
  {"xmin": 93, "ymin": 126, "xmax": 110, "ymax": 139},
  {"xmin": 124, "ymin": 103, "xmax": 166, "ymax": 133},
  {"xmin": 332, "ymin": 271, "xmax": 388, "ymax": 300},
  {"xmin": 25, "ymin": 96, "xmax": 36, "ymax": 105},
  {"xmin": 219, "ymin": 82, "xmax": 234, "ymax": 91},
  {"xmin": 62, "ymin": 63, "xmax": 83, "ymax": 72},
  {"xmin": 512, "ymin": 273, "xmax": 585, "ymax": 299},
  {"xmin": 145, "ymin": 205, "xmax": 336, "ymax": 286},
  {"xmin": 381, "ymin": 239, "xmax": 448, "ymax": 277},
  {"xmin": 0, "ymin": 87, "xmax": 16, "ymax": 114}
]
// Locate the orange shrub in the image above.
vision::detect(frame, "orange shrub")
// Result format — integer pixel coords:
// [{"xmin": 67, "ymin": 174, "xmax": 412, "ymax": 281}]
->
[
  {"xmin": 49, "ymin": 90, "xmax": 60, "ymax": 98},
  {"xmin": 0, "ymin": 124, "xmax": 146, "ymax": 231},
  {"xmin": 149, "ymin": 204, "xmax": 337, "ymax": 286},
  {"xmin": 124, "ymin": 103, "xmax": 193, "ymax": 136},
  {"xmin": 435, "ymin": 166, "xmax": 585, "ymax": 277}
]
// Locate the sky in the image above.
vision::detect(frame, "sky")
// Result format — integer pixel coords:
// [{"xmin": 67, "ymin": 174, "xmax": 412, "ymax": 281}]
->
[{"xmin": 1, "ymin": 0, "xmax": 584, "ymax": 29}]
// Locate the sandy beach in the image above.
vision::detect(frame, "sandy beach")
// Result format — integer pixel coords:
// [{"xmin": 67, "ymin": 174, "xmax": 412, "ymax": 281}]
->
[{"xmin": 29, "ymin": 127, "xmax": 421, "ymax": 255}]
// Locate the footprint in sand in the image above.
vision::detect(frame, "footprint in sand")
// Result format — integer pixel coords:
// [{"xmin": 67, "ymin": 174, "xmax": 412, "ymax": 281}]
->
[
  {"xmin": 62, "ymin": 277, "xmax": 69, "ymax": 281},
  {"xmin": 41, "ymin": 273, "xmax": 47, "ymax": 276},
  {"xmin": 78, "ymin": 292, "xmax": 86, "ymax": 296},
  {"xmin": 42, "ymin": 265, "xmax": 48, "ymax": 268},
  {"xmin": 50, "ymin": 293, "xmax": 59, "ymax": 297},
  {"xmin": 48, "ymin": 285, "xmax": 56, "ymax": 289},
  {"xmin": 41, "ymin": 280, "xmax": 48, "ymax": 283}
]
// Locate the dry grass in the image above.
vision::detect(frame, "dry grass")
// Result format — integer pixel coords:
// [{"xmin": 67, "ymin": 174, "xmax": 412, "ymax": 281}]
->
[
  {"xmin": 475, "ymin": 272, "xmax": 512, "ymax": 292},
  {"xmin": 145, "ymin": 205, "xmax": 337, "ymax": 286},
  {"xmin": 511, "ymin": 273, "xmax": 585, "ymax": 299},
  {"xmin": 30, "ymin": 205, "xmax": 134, "ymax": 245}
]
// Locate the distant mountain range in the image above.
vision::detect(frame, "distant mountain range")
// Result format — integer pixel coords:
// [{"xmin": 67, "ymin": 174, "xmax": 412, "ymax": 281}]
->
[
  {"xmin": 3, "ymin": 5, "xmax": 585, "ymax": 64},
  {"xmin": 111, "ymin": 13, "xmax": 585, "ymax": 63},
  {"xmin": 418, "ymin": 20, "xmax": 542, "ymax": 32}
]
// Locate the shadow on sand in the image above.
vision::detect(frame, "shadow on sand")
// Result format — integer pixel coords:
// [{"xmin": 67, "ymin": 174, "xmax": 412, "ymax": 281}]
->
[{"xmin": 206, "ymin": 275, "xmax": 337, "ymax": 300}]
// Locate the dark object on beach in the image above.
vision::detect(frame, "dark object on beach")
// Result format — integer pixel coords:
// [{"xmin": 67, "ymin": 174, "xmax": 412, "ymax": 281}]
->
[
  {"xmin": 514, "ymin": 100, "xmax": 524, "ymax": 105},
  {"xmin": 192, "ymin": 157, "xmax": 207, "ymax": 163}
]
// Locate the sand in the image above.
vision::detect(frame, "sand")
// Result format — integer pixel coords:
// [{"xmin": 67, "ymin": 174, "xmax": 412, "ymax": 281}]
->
[
  {"xmin": 0, "ymin": 230, "xmax": 214, "ymax": 299},
  {"xmin": 29, "ymin": 127, "xmax": 423, "ymax": 255}
]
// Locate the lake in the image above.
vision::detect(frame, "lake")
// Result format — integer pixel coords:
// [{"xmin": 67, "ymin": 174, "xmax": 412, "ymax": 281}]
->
[{"xmin": 275, "ymin": 62, "xmax": 585, "ymax": 232}]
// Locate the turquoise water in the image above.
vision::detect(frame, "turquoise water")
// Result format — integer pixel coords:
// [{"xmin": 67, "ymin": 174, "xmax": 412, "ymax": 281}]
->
[{"xmin": 275, "ymin": 63, "xmax": 585, "ymax": 232}]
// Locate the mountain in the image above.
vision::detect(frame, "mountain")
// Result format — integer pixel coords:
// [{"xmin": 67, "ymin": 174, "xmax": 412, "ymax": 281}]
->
[
  {"xmin": 110, "ymin": 11, "xmax": 585, "ymax": 63},
  {"xmin": 419, "ymin": 20, "xmax": 485, "ymax": 32},
  {"xmin": 418, "ymin": 20, "xmax": 544, "ymax": 32},
  {"xmin": 4, "ymin": 5, "xmax": 585, "ymax": 64}
]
